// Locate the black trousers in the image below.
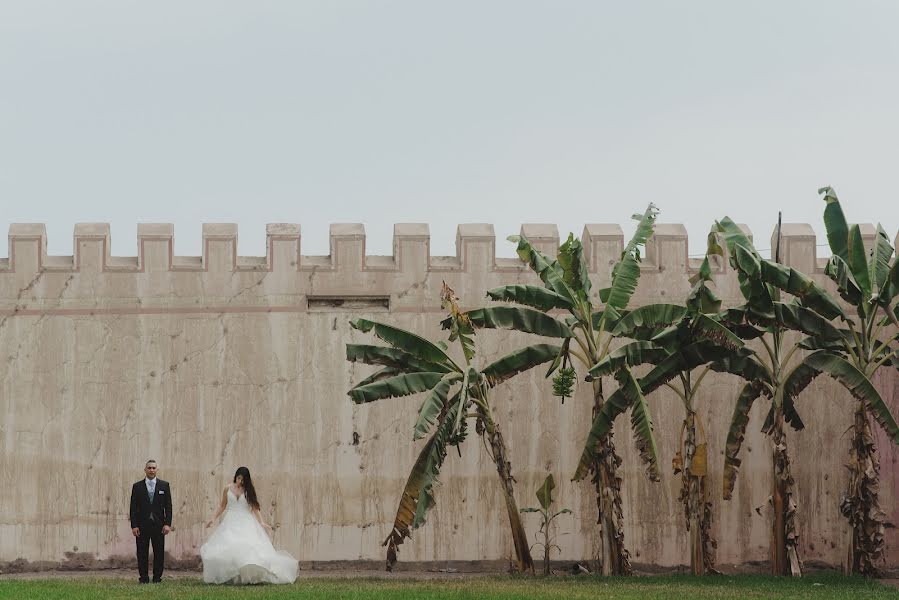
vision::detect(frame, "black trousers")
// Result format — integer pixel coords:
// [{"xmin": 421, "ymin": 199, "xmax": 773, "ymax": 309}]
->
[{"xmin": 136, "ymin": 524, "xmax": 165, "ymax": 582}]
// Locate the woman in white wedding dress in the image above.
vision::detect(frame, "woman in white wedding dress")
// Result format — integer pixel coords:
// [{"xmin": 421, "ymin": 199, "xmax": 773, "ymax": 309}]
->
[{"xmin": 201, "ymin": 467, "xmax": 298, "ymax": 584}]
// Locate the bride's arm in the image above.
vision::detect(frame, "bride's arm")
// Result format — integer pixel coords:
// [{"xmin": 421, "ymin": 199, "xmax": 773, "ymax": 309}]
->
[
  {"xmin": 252, "ymin": 507, "xmax": 273, "ymax": 533},
  {"xmin": 205, "ymin": 487, "xmax": 228, "ymax": 528}
]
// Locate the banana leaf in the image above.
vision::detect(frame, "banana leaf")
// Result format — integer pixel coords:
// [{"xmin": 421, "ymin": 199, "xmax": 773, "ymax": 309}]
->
[
  {"xmin": 639, "ymin": 342, "xmax": 763, "ymax": 394},
  {"xmin": 346, "ymin": 344, "xmax": 453, "ymax": 374},
  {"xmin": 573, "ymin": 366, "xmax": 660, "ymax": 481},
  {"xmin": 847, "ymin": 224, "xmax": 871, "ymax": 300},
  {"xmin": 384, "ymin": 399, "xmax": 461, "ymax": 571},
  {"xmin": 686, "ymin": 256, "xmax": 722, "ymax": 314},
  {"xmin": 602, "ymin": 204, "xmax": 658, "ymax": 321},
  {"xmin": 620, "ymin": 367, "xmax": 661, "ymax": 482},
  {"xmin": 690, "ymin": 313, "xmax": 745, "ymax": 350},
  {"xmin": 482, "ymin": 343, "xmax": 563, "ymax": 387},
  {"xmin": 486, "ymin": 284, "xmax": 572, "ymax": 312},
  {"xmin": 508, "ymin": 234, "xmax": 577, "ymax": 303},
  {"xmin": 869, "ymin": 224, "xmax": 894, "ymax": 300},
  {"xmin": 558, "ymin": 233, "xmax": 592, "ymax": 303},
  {"xmin": 818, "ymin": 186, "xmax": 848, "ymax": 261},
  {"xmin": 611, "ymin": 304, "xmax": 688, "ymax": 339},
  {"xmin": 754, "ymin": 258, "xmax": 845, "ymax": 321},
  {"xmin": 586, "ymin": 341, "xmax": 669, "ymax": 380},
  {"xmin": 453, "ymin": 306, "xmax": 573, "ymax": 338},
  {"xmin": 824, "ymin": 254, "xmax": 863, "ymax": 307},
  {"xmin": 413, "ymin": 375, "xmax": 463, "ymax": 439},
  {"xmin": 355, "ymin": 366, "xmax": 402, "ymax": 388},
  {"xmin": 802, "ymin": 351, "xmax": 899, "ymax": 443},
  {"xmin": 723, "ymin": 381, "xmax": 767, "ymax": 500},
  {"xmin": 348, "ymin": 372, "xmax": 449, "ymax": 404},
  {"xmin": 351, "ymin": 318, "xmax": 457, "ymax": 369}
]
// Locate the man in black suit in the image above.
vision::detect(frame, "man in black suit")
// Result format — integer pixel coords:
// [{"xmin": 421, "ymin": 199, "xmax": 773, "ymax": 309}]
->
[{"xmin": 129, "ymin": 459, "xmax": 173, "ymax": 583}]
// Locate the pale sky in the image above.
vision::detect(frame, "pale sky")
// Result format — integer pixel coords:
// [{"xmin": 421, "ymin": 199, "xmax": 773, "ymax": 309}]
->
[{"xmin": 2, "ymin": 1, "xmax": 898, "ymax": 260}]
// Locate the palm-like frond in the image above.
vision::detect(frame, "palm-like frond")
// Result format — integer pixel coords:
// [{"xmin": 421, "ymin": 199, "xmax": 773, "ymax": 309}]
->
[
  {"xmin": 883, "ymin": 254, "xmax": 899, "ymax": 304},
  {"xmin": 723, "ymin": 381, "xmax": 767, "ymax": 500},
  {"xmin": 818, "ymin": 186, "xmax": 849, "ymax": 261},
  {"xmin": 413, "ymin": 375, "xmax": 463, "ymax": 440},
  {"xmin": 869, "ymin": 225, "xmax": 894, "ymax": 301},
  {"xmin": 346, "ymin": 344, "xmax": 453, "ymax": 374},
  {"xmin": 686, "ymin": 256, "xmax": 723, "ymax": 314},
  {"xmin": 486, "ymin": 284, "xmax": 572, "ymax": 312},
  {"xmin": 348, "ymin": 372, "xmax": 450, "ymax": 404},
  {"xmin": 383, "ymin": 400, "xmax": 461, "ymax": 571},
  {"xmin": 802, "ymin": 351, "xmax": 899, "ymax": 443},
  {"xmin": 754, "ymin": 257, "xmax": 845, "ymax": 321},
  {"xmin": 620, "ymin": 367, "xmax": 661, "ymax": 482},
  {"xmin": 508, "ymin": 234, "xmax": 577, "ymax": 303},
  {"xmin": 482, "ymin": 344, "xmax": 563, "ymax": 387},
  {"xmin": 586, "ymin": 341, "xmax": 669, "ymax": 380},
  {"xmin": 350, "ymin": 318, "xmax": 458, "ymax": 369},
  {"xmin": 355, "ymin": 366, "xmax": 402, "ymax": 388},
  {"xmin": 558, "ymin": 233, "xmax": 592, "ymax": 303},
  {"xmin": 847, "ymin": 225, "xmax": 871, "ymax": 300},
  {"xmin": 611, "ymin": 304, "xmax": 688, "ymax": 339},
  {"xmin": 602, "ymin": 204, "xmax": 659, "ymax": 321},
  {"xmin": 573, "ymin": 367, "xmax": 658, "ymax": 481},
  {"xmin": 451, "ymin": 306, "xmax": 573, "ymax": 338},
  {"xmin": 824, "ymin": 254, "xmax": 863, "ymax": 307},
  {"xmin": 638, "ymin": 342, "xmax": 762, "ymax": 394}
]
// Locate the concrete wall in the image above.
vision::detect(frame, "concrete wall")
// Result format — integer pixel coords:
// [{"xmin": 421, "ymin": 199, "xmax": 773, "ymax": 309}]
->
[{"xmin": 0, "ymin": 222, "xmax": 897, "ymax": 570}]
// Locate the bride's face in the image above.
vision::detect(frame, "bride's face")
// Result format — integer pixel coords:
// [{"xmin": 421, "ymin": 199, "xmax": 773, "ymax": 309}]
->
[{"xmin": 235, "ymin": 475, "xmax": 244, "ymax": 486}]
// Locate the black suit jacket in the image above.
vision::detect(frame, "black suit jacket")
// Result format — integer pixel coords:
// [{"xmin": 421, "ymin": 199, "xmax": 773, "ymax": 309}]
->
[{"xmin": 130, "ymin": 479, "xmax": 173, "ymax": 530}]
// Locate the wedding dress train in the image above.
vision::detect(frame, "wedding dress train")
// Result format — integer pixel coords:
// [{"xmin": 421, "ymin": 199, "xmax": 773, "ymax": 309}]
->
[{"xmin": 200, "ymin": 488, "xmax": 298, "ymax": 584}]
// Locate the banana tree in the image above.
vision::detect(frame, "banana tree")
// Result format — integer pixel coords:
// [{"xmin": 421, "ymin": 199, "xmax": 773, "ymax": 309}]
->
[
  {"xmin": 581, "ymin": 257, "xmax": 733, "ymax": 575},
  {"xmin": 809, "ymin": 187, "xmax": 899, "ymax": 575},
  {"xmin": 461, "ymin": 205, "xmax": 661, "ymax": 575},
  {"xmin": 579, "ymin": 216, "xmax": 850, "ymax": 576},
  {"xmin": 346, "ymin": 282, "xmax": 572, "ymax": 573},
  {"xmin": 704, "ymin": 216, "xmax": 859, "ymax": 576}
]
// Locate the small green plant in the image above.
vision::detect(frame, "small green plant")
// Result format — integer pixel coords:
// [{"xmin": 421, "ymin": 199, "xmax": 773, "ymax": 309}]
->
[{"xmin": 520, "ymin": 474, "xmax": 572, "ymax": 575}]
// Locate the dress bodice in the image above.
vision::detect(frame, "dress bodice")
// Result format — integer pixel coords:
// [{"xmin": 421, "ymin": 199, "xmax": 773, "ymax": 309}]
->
[{"xmin": 227, "ymin": 488, "xmax": 250, "ymax": 512}]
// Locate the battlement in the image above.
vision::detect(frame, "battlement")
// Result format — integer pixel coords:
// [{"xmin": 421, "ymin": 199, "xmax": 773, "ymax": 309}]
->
[
  {"xmin": 7, "ymin": 221, "xmax": 893, "ymax": 274},
  {"xmin": 1, "ymin": 222, "xmax": 895, "ymax": 311}
]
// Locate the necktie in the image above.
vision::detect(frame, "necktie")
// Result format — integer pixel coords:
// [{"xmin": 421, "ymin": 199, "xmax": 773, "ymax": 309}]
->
[{"xmin": 148, "ymin": 480, "xmax": 155, "ymax": 503}]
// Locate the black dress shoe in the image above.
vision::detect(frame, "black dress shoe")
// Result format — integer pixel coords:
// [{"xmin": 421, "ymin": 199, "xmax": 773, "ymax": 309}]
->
[
  {"xmin": 139, "ymin": 579, "xmax": 150, "ymax": 584},
  {"xmin": 152, "ymin": 579, "xmax": 161, "ymax": 583}
]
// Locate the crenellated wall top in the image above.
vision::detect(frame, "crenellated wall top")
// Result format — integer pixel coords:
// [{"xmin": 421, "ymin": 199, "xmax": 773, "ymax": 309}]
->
[
  {"xmin": 0, "ymin": 222, "xmax": 895, "ymax": 311},
  {"xmin": 4, "ymin": 221, "xmax": 894, "ymax": 275}
]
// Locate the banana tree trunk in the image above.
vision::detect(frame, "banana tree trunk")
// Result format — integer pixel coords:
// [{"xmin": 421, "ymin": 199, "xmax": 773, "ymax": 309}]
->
[
  {"xmin": 841, "ymin": 403, "xmax": 886, "ymax": 576},
  {"xmin": 591, "ymin": 380, "xmax": 631, "ymax": 576},
  {"xmin": 681, "ymin": 413, "xmax": 716, "ymax": 575},
  {"xmin": 771, "ymin": 411, "xmax": 802, "ymax": 576},
  {"xmin": 486, "ymin": 423, "xmax": 535, "ymax": 574}
]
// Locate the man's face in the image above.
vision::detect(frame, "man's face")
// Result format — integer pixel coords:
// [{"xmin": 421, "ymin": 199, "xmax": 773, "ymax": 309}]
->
[{"xmin": 144, "ymin": 462, "xmax": 158, "ymax": 480}]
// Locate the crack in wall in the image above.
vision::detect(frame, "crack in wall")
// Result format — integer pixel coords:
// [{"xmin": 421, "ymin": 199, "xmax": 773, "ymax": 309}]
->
[
  {"xmin": 396, "ymin": 273, "xmax": 430, "ymax": 300},
  {"xmin": 227, "ymin": 272, "xmax": 270, "ymax": 304}
]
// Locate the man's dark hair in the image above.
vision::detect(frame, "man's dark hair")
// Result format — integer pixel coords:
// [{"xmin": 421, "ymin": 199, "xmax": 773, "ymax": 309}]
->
[{"xmin": 145, "ymin": 460, "xmax": 157, "ymax": 467}]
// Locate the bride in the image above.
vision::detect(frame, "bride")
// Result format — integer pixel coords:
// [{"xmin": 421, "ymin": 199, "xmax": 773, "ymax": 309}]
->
[{"xmin": 201, "ymin": 467, "xmax": 298, "ymax": 584}]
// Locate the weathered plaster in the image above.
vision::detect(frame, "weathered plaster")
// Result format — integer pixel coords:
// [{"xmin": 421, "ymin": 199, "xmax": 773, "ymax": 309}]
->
[{"xmin": 0, "ymin": 222, "xmax": 896, "ymax": 570}]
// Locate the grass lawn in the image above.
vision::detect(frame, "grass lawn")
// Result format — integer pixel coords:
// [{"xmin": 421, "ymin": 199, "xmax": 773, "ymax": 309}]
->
[{"xmin": 0, "ymin": 574, "xmax": 896, "ymax": 600}]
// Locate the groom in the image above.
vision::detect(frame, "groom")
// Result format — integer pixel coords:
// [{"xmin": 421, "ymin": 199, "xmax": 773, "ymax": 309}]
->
[{"xmin": 129, "ymin": 459, "xmax": 173, "ymax": 583}]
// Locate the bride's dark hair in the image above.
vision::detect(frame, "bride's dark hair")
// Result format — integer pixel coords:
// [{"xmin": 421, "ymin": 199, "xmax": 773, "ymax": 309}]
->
[{"xmin": 233, "ymin": 466, "xmax": 261, "ymax": 511}]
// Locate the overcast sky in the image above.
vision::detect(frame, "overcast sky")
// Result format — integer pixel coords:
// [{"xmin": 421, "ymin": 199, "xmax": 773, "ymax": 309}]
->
[{"xmin": 2, "ymin": 1, "xmax": 898, "ymax": 260}]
